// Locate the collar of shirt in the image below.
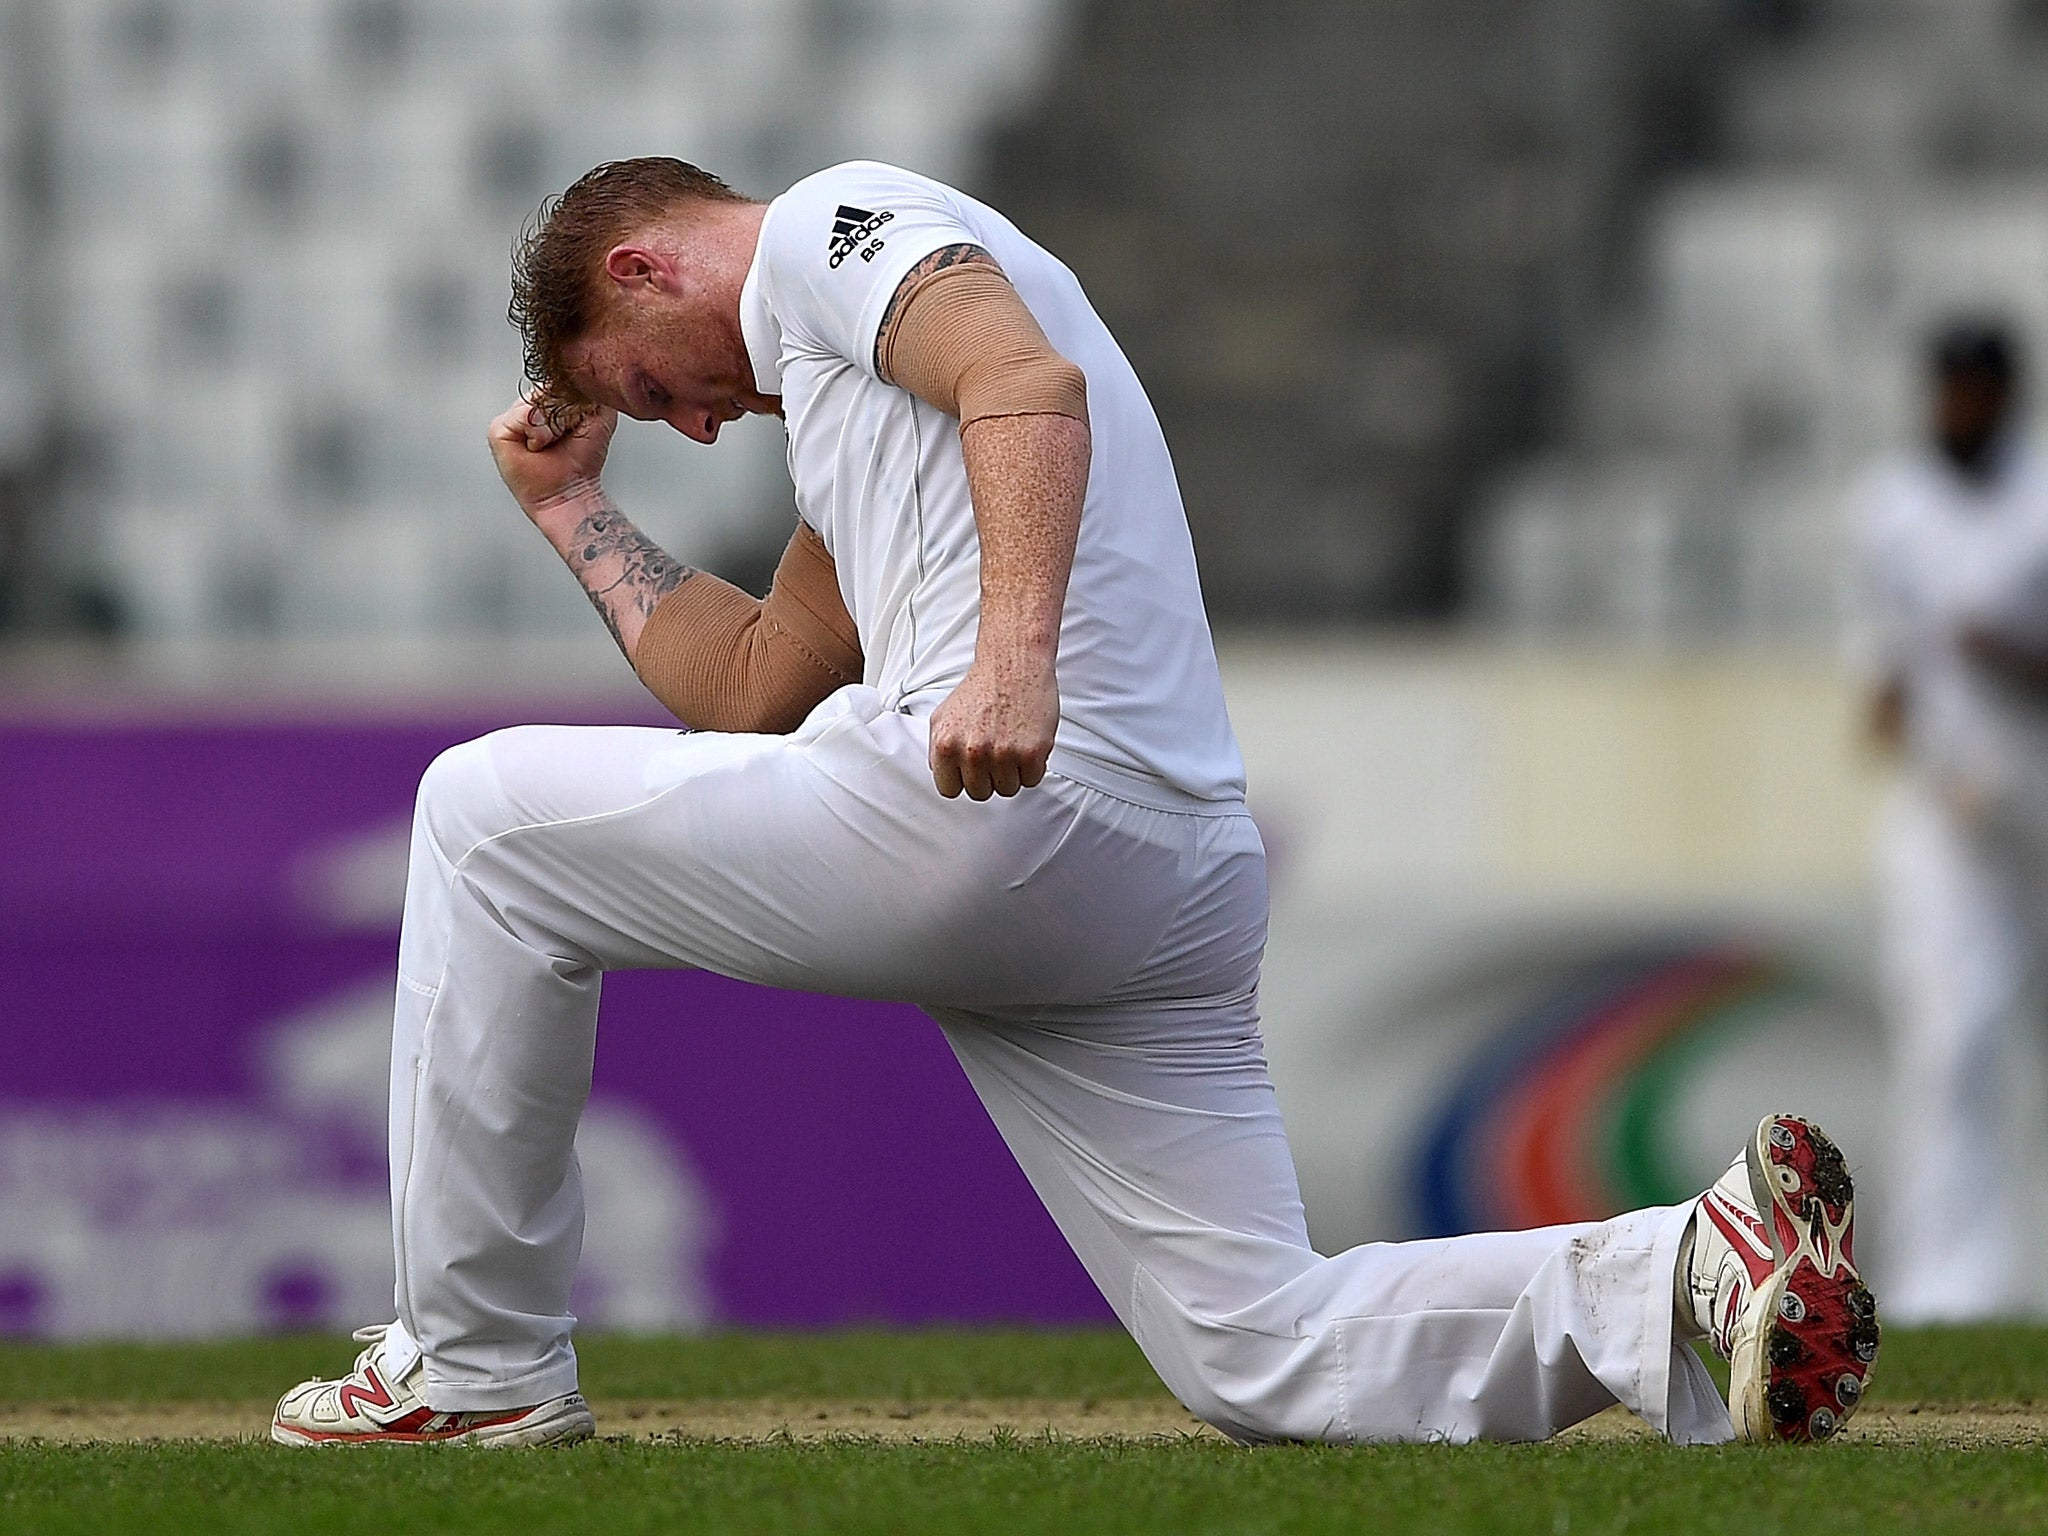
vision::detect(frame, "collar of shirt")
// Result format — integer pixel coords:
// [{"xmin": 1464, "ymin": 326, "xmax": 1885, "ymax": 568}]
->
[{"xmin": 739, "ymin": 241, "xmax": 784, "ymax": 396}]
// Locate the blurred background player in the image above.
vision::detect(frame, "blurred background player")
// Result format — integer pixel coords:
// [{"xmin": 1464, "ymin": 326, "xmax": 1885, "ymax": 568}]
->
[{"xmin": 1860, "ymin": 321, "xmax": 2048, "ymax": 1321}]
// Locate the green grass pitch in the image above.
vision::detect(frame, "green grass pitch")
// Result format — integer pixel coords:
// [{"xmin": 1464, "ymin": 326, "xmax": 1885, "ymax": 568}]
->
[{"xmin": 3, "ymin": 1327, "xmax": 2046, "ymax": 1535}]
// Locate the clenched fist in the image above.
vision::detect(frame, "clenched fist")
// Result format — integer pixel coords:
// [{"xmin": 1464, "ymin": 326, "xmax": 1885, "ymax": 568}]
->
[
  {"xmin": 488, "ymin": 398, "xmax": 619, "ymax": 518},
  {"xmin": 928, "ymin": 656, "xmax": 1059, "ymax": 800}
]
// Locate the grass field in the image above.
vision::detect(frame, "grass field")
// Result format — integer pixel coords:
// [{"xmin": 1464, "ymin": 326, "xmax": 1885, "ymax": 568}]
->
[{"xmin": 3, "ymin": 1327, "xmax": 2047, "ymax": 1534}]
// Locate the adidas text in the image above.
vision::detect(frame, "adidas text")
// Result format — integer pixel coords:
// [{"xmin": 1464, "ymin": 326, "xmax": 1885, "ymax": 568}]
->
[{"xmin": 828, "ymin": 205, "xmax": 895, "ymax": 269}]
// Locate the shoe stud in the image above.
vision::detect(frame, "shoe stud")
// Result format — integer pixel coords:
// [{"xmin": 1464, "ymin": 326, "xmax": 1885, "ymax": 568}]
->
[
  {"xmin": 1769, "ymin": 1122, "xmax": 1797, "ymax": 1150},
  {"xmin": 1807, "ymin": 1405, "xmax": 1838, "ymax": 1440},
  {"xmin": 1834, "ymin": 1374, "xmax": 1862, "ymax": 1408},
  {"xmin": 1767, "ymin": 1380, "xmax": 1806, "ymax": 1425},
  {"xmin": 1778, "ymin": 1290, "xmax": 1807, "ymax": 1323}
]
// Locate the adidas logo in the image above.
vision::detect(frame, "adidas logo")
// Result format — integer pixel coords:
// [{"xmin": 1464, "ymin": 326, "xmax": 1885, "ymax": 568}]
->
[{"xmin": 828, "ymin": 204, "xmax": 894, "ymax": 269}]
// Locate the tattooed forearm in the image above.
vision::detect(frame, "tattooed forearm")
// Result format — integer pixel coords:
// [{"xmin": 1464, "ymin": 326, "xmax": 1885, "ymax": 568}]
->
[
  {"xmin": 874, "ymin": 242, "xmax": 1000, "ymax": 379},
  {"xmin": 561, "ymin": 492, "xmax": 697, "ymax": 659}
]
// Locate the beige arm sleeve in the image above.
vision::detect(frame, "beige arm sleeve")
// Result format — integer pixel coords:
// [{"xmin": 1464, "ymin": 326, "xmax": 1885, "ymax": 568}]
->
[
  {"xmin": 878, "ymin": 264, "xmax": 1088, "ymax": 427},
  {"xmin": 632, "ymin": 520, "xmax": 862, "ymax": 733}
]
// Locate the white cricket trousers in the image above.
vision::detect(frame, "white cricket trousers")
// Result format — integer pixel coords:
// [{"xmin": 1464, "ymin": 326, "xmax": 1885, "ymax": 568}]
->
[
  {"xmin": 1879, "ymin": 777, "xmax": 2048, "ymax": 1320},
  {"xmin": 378, "ymin": 686, "xmax": 1730, "ymax": 1443}
]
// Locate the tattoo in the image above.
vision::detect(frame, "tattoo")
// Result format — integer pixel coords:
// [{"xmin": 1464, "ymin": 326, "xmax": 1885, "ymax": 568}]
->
[
  {"xmin": 564, "ymin": 493, "xmax": 696, "ymax": 654},
  {"xmin": 874, "ymin": 242, "xmax": 1000, "ymax": 378}
]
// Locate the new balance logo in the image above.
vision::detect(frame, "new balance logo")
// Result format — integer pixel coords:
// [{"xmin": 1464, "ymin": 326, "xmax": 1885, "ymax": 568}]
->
[
  {"xmin": 828, "ymin": 204, "xmax": 894, "ymax": 268},
  {"xmin": 336, "ymin": 1365, "xmax": 396, "ymax": 1419}
]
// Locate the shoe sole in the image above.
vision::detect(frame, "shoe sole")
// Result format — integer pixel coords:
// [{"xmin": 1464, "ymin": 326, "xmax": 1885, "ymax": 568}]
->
[
  {"xmin": 1728, "ymin": 1116, "xmax": 1880, "ymax": 1444},
  {"xmin": 270, "ymin": 1394, "xmax": 597, "ymax": 1448}
]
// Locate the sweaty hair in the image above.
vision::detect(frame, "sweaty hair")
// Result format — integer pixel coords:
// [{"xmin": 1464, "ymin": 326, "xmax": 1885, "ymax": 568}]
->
[{"xmin": 509, "ymin": 158, "xmax": 748, "ymax": 431}]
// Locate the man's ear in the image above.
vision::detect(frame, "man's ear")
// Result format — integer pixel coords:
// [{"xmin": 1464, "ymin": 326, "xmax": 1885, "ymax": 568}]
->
[{"xmin": 603, "ymin": 242, "xmax": 671, "ymax": 293}]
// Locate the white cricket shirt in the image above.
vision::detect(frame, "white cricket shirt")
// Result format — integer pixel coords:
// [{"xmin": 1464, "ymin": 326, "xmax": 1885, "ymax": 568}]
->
[
  {"xmin": 738, "ymin": 161, "xmax": 1246, "ymax": 812},
  {"xmin": 1857, "ymin": 438, "xmax": 2048, "ymax": 809}
]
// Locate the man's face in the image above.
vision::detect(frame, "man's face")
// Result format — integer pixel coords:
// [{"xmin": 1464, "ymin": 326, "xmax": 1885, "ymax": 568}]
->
[
  {"xmin": 1934, "ymin": 366, "xmax": 2014, "ymax": 476},
  {"xmin": 561, "ymin": 282, "xmax": 778, "ymax": 445}
]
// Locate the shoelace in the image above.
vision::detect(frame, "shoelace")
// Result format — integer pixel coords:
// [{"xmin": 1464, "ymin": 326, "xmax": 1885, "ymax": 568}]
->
[{"xmin": 324, "ymin": 1323, "xmax": 398, "ymax": 1394}]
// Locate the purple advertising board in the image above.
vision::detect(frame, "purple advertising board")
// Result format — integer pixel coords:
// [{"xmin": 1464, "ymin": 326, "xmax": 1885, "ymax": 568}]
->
[{"xmin": 0, "ymin": 708, "xmax": 1109, "ymax": 1337}]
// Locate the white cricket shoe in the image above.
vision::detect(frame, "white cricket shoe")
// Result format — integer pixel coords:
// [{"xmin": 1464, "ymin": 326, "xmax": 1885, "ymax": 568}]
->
[
  {"xmin": 271, "ymin": 1324, "xmax": 596, "ymax": 1447},
  {"xmin": 1677, "ymin": 1114, "xmax": 1880, "ymax": 1443}
]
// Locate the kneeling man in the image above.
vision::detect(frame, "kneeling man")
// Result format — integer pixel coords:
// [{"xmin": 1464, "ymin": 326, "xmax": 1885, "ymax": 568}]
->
[{"xmin": 272, "ymin": 158, "xmax": 1878, "ymax": 1447}]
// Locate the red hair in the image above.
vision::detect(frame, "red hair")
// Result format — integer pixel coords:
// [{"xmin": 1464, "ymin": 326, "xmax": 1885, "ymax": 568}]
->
[{"xmin": 509, "ymin": 158, "xmax": 746, "ymax": 430}]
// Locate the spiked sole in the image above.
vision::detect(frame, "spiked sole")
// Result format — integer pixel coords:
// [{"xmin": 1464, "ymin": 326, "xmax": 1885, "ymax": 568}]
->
[{"xmin": 1728, "ymin": 1116, "xmax": 1880, "ymax": 1443}]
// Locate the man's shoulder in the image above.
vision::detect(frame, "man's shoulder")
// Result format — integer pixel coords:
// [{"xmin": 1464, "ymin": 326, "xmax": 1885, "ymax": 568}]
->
[
  {"xmin": 2006, "ymin": 438, "xmax": 2048, "ymax": 496},
  {"xmin": 759, "ymin": 162, "xmax": 966, "ymax": 285},
  {"xmin": 771, "ymin": 161, "xmax": 958, "ymax": 230},
  {"xmin": 1847, "ymin": 455, "xmax": 1938, "ymax": 564},
  {"xmin": 785, "ymin": 160, "xmax": 956, "ymax": 198},
  {"xmin": 1863, "ymin": 451, "xmax": 1943, "ymax": 514}
]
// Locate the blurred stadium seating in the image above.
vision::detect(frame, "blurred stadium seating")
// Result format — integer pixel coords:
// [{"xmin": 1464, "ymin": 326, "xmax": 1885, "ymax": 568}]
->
[
  {"xmin": 0, "ymin": 0, "xmax": 1074, "ymax": 639},
  {"xmin": 1471, "ymin": 0, "xmax": 2048, "ymax": 644},
  {"xmin": 985, "ymin": 0, "xmax": 1737, "ymax": 618},
  {"xmin": 14, "ymin": 1, "xmax": 2047, "ymax": 637}
]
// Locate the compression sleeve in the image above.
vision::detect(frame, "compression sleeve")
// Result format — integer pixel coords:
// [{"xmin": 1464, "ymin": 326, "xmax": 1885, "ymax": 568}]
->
[
  {"xmin": 633, "ymin": 520, "xmax": 863, "ymax": 733},
  {"xmin": 878, "ymin": 263, "xmax": 1089, "ymax": 427}
]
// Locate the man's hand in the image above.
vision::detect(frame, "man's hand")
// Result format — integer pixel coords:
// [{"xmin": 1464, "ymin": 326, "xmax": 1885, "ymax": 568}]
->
[
  {"xmin": 487, "ymin": 398, "xmax": 618, "ymax": 520},
  {"xmin": 928, "ymin": 655, "xmax": 1060, "ymax": 800},
  {"xmin": 488, "ymin": 398, "xmax": 692, "ymax": 661}
]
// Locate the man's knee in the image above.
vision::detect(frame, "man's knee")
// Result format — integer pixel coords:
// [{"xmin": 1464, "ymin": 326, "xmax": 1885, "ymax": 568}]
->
[
  {"xmin": 1134, "ymin": 1297, "xmax": 1322, "ymax": 1445},
  {"xmin": 1168, "ymin": 1358, "xmax": 1312, "ymax": 1446},
  {"xmin": 414, "ymin": 730, "xmax": 523, "ymax": 867}
]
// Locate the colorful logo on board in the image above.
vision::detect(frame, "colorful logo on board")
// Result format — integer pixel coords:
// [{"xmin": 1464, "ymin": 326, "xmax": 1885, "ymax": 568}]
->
[{"xmin": 1411, "ymin": 944, "xmax": 1827, "ymax": 1237}]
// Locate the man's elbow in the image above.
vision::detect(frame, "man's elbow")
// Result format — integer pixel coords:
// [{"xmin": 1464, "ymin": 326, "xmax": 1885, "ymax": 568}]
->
[
  {"xmin": 635, "ymin": 587, "xmax": 857, "ymax": 735},
  {"xmin": 1042, "ymin": 358, "xmax": 1088, "ymax": 425},
  {"xmin": 957, "ymin": 353, "xmax": 1088, "ymax": 431}
]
